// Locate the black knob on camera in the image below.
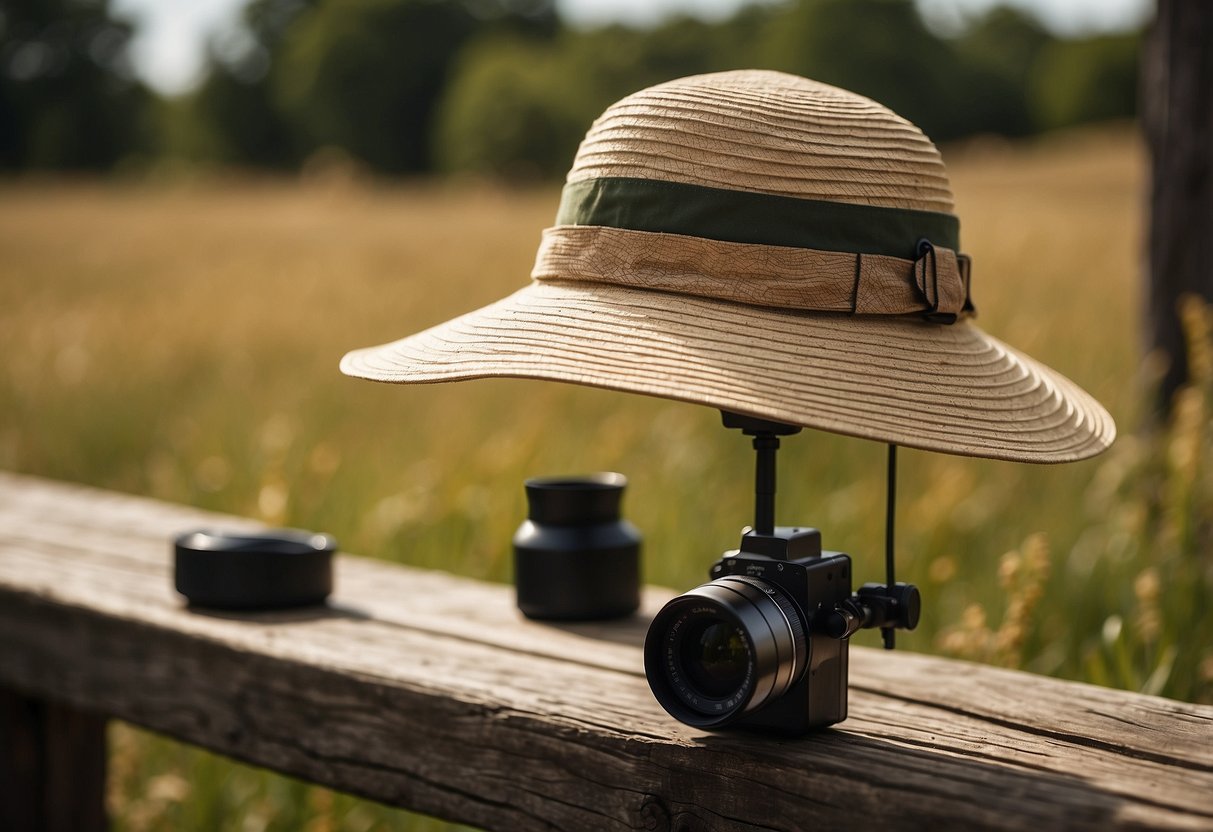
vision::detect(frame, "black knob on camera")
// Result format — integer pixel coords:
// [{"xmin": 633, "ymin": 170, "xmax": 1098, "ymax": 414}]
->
[{"xmin": 823, "ymin": 582, "xmax": 921, "ymax": 640}]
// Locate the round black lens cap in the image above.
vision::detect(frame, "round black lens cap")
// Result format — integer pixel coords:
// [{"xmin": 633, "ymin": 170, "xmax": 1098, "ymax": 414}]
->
[{"xmin": 173, "ymin": 528, "xmax": 336, "ymax": 610}]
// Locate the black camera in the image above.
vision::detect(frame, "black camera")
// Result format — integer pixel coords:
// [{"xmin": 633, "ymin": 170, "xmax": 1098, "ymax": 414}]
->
[
  {"xmin": 645, "ymin": 525, "xmax": 852, "ymax": 731},
  {"xmin": 643, "ymin": 412, "xmax": 920, "ymax": 734}
]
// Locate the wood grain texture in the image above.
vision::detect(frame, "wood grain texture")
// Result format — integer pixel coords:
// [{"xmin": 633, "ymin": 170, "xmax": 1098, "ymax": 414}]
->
[{"xmin": 0, "ymin": 472, "xmax": 1210, "ymax": 831}]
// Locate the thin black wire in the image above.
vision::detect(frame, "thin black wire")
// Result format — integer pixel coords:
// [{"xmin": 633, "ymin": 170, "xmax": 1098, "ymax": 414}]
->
[{"xmin": 884, "ymin": 444, "xmax": 898, "ymax": 650}]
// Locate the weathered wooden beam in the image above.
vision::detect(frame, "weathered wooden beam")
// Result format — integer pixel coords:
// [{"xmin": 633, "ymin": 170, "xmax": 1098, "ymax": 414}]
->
[{"xmin": 0, "ymin": 473, "xmax": 1211, "ymax": 831}]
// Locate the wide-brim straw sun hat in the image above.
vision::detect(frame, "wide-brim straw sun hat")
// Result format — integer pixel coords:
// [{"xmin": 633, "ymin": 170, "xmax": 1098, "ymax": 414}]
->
[{"xmin": 341, "ymin": 70, "xmax": 1115, "ymax": 463}]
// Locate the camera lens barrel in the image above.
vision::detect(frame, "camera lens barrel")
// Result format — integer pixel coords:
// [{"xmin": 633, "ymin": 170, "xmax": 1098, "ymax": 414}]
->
[{"xmin": 644, "ymin": 575, "xmax": 808, "ymax": 728}]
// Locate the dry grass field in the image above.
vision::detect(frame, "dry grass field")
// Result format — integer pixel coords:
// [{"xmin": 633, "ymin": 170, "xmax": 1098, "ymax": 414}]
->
[{"xmin": 3, "ymin": 125, "xmax": 1210, "ymax": 830}]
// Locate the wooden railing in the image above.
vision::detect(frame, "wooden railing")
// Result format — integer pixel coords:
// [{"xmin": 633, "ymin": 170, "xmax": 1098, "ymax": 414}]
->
[{"xmin": 1, "ymin": 472, "xmax": 1211, "ymax": 831}]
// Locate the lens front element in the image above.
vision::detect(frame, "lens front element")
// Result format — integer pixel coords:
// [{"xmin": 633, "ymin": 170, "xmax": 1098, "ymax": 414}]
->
[
  {"xmin": 644, "ymin": 575, "xmax": 808, "ymax": 729},
  {"xmin": 681, "ymin": 618, "xmax": 749, "ymax": 698}
]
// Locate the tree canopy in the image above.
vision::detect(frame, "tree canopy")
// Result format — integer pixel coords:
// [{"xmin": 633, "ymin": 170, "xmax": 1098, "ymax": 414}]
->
[
  {"xmin": 0, "ymin": 0, "xmax": 149, "ymax": 170},
  {"xmin": 1, "ymin": 0, "xmax": 1142, "ymax": 176}
]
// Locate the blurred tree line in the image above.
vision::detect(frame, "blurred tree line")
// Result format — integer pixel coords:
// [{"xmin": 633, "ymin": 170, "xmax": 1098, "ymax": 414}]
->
[
  {"xmin": 1, "ymin": 0, "xmax": 1141, "ymax": 177},
  {"xmin": 0, "ymin": 0, "xmax": 150, "ymax": 168}
]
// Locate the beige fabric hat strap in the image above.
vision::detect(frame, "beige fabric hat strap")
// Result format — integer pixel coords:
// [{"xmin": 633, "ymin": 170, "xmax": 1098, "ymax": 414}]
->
[
  {"xmin": 530, "ymin": 176, "xmax": 974, "ymax": 322},
  {"xmin": 532, "ymin": 225, "xmax": 973, "ymax": 320}
]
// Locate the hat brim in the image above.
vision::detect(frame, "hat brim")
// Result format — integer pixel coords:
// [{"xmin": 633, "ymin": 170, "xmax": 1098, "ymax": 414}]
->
[{"xmin": 340, "ymin": 280, "xmax": 1114, "ymax": 463}]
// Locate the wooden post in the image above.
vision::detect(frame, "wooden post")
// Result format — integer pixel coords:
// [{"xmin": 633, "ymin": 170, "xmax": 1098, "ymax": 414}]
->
[
  {"xmin": 0, "ymin": 688, "xmax": 107, "ymax": 832},
  {"xmin": 1143, "ymin": 0, "xmax": 1213, "ymax": 410}
]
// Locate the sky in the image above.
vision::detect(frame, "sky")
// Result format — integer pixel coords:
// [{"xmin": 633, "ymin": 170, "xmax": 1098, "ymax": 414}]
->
[{"xmin": 111, "ymin": 0, "xmax": 1153, "ymax": 96}]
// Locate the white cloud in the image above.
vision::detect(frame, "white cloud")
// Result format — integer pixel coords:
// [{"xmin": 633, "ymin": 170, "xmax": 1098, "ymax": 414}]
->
[{"xmin": 113, "ymin": 0, "xmax": 249, "ymax": 94}]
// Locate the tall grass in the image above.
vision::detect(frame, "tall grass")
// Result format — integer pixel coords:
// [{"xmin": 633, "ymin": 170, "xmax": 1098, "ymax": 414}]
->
[{"xmin": 3, "ymin": 125, "xmax": 1208, "ymax": 829}]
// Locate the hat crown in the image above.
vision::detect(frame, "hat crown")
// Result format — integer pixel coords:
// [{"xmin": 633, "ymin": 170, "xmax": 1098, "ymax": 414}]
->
[{"xmin": 567, "ymin": 69, "xmax": 954, "ymax": 214}]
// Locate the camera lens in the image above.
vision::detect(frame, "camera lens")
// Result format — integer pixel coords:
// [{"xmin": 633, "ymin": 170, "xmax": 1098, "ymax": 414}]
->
[
  {"xmin": 644, "ymin": 575, "xmax": 808, "ymax": 728},
  {"xmin": 680, "ymin": 618, "xmax": 749, "ymax": 697}
]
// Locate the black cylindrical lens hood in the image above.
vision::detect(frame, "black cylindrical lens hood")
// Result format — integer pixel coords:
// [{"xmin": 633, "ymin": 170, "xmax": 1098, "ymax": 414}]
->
[
  {"xmin": 513, "ymin": 473, "xmax": 641, "ymax": 621},
  {"xmin": 523, "ymin": 474, "xmax": 626, "ymax": 526}
]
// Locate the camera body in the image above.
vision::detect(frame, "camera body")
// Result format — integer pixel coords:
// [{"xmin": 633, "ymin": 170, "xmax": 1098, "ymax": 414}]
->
[
  {"xmin": 644, "ymin": 525, "xmax": 854, "ymax": 734},
  {"xmin": 641, "ymin": 411, "xmax": 918, "ymax": 734},
  {"xmin": 708, "ymin": 527, "xmax": 852, "ymax": 732}
]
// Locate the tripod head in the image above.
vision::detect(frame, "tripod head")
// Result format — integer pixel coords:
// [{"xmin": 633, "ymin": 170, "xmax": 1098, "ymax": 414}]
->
[
  {"xmin": 720, "ymin": 410, "xmax": 920, "ymax": 648},
  {"xmin": 720, "ymin": 410, "xmax": 801, "ymax": 536}
]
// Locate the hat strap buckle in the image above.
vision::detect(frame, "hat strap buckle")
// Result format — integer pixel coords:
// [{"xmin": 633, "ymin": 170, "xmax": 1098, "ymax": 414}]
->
[{"xmin": 915, "ymin": 238, "xmax": 962, "ymax": 324}]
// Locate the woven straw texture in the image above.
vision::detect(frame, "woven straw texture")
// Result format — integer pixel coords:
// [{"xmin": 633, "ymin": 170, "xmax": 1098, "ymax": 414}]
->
[
  {"xmin": 341, "ymin": 70, "xmax": 1115, "ymax": 463},
  {"xmin": 568, "ymin": 71, "xmax": 952, "ymax": 211}
]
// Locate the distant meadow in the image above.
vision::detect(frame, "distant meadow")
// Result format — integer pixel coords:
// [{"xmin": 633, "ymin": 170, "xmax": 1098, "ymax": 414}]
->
[{"xmin": 3, "ymin": 122, "xmax": 1211, "ymax": 828}]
